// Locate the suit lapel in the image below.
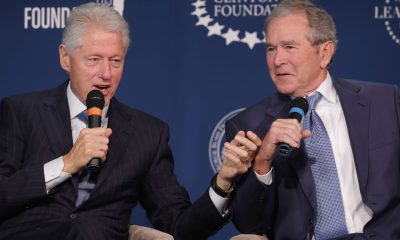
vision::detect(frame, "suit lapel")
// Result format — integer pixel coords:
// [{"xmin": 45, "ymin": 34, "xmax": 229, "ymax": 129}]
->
[
  {"xmin": 39, "ymin": 82, "xmax": 73, "ymax": 162},
  {"xmin": 333, "ymin": 78, "xmax": 370, "ymax": 196},
  {"xmin": 89, "ymin": 99, "xmax": 133, "ymax": 195},
  {"xmin": 288, "ymin": 146, "xmax": 318, "ymax": 211},
  {"xmin": 39, "ymin": 82, "xmax": 77, "ymax": 189}
]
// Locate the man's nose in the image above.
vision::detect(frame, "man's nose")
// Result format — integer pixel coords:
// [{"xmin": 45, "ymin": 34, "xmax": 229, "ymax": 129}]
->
[
  {"xmin": 274, "ymin": 48, "xmax": 287, "ymax": 66},
  {"xmin": 99, "ymin": 60, "xmax": 111, "ymax": 80}
]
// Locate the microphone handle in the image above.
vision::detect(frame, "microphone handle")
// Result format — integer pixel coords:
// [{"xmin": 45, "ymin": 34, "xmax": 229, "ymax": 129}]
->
[
  {"xmin": 277, "ymin": 143, "xmax": 292, "ymax": 157},
  {"xmin": 86, "ymin": 113, "xmax": 102, "ymax": 172},
  {"xmin": 277, "ymin": 111, "xmax": 303, "ymax": 157},
  {"xmin": 87, "ymin": 158, "xmax": 101, "ymax": 172}
]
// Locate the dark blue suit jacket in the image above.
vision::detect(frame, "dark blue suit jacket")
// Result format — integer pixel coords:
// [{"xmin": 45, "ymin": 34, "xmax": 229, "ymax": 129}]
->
[
  {"xmin": 0, "ymin": 82, "xmax": 226, "ymax": 240},
  {"xmin": 226, "ymin": 78, "xmax": 400, "ymax": 240}
]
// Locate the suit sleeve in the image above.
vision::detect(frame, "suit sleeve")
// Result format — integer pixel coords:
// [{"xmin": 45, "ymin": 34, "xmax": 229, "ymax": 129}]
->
[
  {"xmin": 0, "ymin": 98, "xmax": 47, "ymax": 219},
  {"xmin": 138, "ymin": 124, "xmax": 227, "ymax": 240},
  {"xmin": 226, "ymin": 117, "xmax": 275, "ymax": 236},
  {"xmin": 225, "ymin": 118, "xmax": 241, "ymax": 142}
]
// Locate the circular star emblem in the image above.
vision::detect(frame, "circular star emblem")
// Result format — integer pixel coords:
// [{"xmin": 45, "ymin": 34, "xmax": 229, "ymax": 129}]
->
[{"xmin": 192, "ymin": 0, "xmax": 268, "ymax": 50}]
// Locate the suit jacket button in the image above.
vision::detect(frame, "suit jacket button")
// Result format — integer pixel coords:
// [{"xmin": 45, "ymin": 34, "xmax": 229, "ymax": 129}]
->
[{"xmin": 70, "ymin": 213, "xmax": 78, "ymax": 219}]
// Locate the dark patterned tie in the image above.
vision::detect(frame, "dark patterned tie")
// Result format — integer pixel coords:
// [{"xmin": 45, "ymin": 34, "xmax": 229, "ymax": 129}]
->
[
  {"xmin": 303, "ymin": 93, "xmax": 347, "ymax": 239},
  {"xmin": 75, "ymin": 111, "xmax": 97, "ymax": 207}
]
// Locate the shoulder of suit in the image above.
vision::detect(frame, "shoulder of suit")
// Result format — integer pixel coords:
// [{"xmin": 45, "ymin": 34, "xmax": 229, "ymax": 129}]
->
[
  {"xmin": 335, "ymin": 77, "xmax": 397, "ymax": 94},
  {"xmin": 1, "ymin": 84, "xmax": 64, "ymax": 108},
  {"xmin": 111, "ymin": 99, "xmax": 167, "ymax": 128},
  {"xmin": 229, "ymin": 93, "xmax": 285, "ymax": 121}
]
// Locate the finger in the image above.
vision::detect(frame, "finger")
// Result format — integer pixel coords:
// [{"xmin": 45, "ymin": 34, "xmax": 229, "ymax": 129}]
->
[
  {"xmin": 273, "ymin": 119, "xmax": 302, "ymax": 136},
  {"xmin": 276, "ymin": 118, "xmax": 302, "ymax": 128},
  {"xmin": 81, "ymin": 127, "xmax": 111, "ymax": 137},
  {"xmin": 91, "ymin": 149, "xmax": 107, "ymax": 161},
  {"xmin": 276, "ymin": 134, "xmax": 302, "ymax": 149},
  {"xmin": 223, "ymin": 149, "xmax": 243, "ymax": 167},
  {"xmin": 246, "ymin": 131, "xmax": 262, "ymax": 147},
  {"xmin": 235, "ymin": 136, "xmax": 257, "ymax": 150},
  {"xmin": 269, "ymin": 123, "xmax": 303, "ymax": 148},
  {"xmin": 244, "ymin": 158, "xmax": 252, "ymax": 168},
  {"xmin": 224, "ymin": 142, "xmax": 249, "ymax": 159},
  {"xmin": 302, "ymin": 130, "xmax": 311, "ymax": 139},
  {"xmin": 231, "ymin": 130, "xmax": 245, "ymax": 146},
  {"xmin": 224, "ymin": 142, "xmax": 250, "ymax": 164},
  {"xmin": 234, "ymin": 135, "xmax": 258, "ymax": 151},
  {"xmin": 105, "ymin": 128, "xmax": 112, "ymax": 137}
]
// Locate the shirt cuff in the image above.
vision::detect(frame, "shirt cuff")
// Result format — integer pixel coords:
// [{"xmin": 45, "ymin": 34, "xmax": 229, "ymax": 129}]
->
[
  {"xmin": 44, "ymin": 157, "xmax": 72, "ymax": 193},
  {"xmin": 209, "ymin": 187, "xmax": 229, "ymax": 216},
  {"xmin": 254, "ymin": 167, "xmax": 274, "ymax": 185}
]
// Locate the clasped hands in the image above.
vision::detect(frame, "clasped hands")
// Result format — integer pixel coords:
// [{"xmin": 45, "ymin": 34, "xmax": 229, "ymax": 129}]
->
[{"xmin": 217, "ymin": 119, "xmax": 311, "ymax": 190}]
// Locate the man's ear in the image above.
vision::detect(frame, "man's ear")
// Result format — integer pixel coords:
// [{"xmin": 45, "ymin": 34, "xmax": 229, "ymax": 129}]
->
[
  {"xmin": 59, "ymin": 44, "xmax": 70, "ymax": 72},
  {"xmin": 319, "ymin": 40, "xmax": 335, "ymax": 69}
]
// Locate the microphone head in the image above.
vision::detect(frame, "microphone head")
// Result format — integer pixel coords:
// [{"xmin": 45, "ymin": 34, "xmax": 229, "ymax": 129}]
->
[
  {"xmin": 86, "ymin": 90, "xmax": 105, "ymax": 110},
  {"xmin": 289, "ymin": 97, "xmax": 309, "ymax": 122}
]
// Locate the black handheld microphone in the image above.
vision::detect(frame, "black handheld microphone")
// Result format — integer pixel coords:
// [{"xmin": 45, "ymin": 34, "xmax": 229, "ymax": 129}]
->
[
  {"xmin": 277, "ymin": 97, "xmax": 309, "ymax": 157},
  {"xmin": 86, "ymin": 90, "xmax": 105, "ymax": 172}
]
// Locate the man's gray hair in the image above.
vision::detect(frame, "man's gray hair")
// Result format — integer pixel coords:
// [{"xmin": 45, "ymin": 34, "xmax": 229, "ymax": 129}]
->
[
  {"xmin": 266, "ymin": 0, "xmax": 337, "ymax": 51},
  {"xmin": 62, "ymin": 2, "xmax": 130, "ymax": 54}
]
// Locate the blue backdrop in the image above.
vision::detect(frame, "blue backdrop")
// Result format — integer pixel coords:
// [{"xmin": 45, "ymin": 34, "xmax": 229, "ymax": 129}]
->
[{"xmin": 1, "ymin": 0, "xmax": 399, "ymax": 239}]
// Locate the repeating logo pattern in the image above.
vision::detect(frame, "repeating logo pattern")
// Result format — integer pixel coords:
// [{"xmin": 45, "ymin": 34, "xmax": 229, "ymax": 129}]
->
[
  {"xmin": 209, "ymin": 108, "xmax": 245, "ymax": 173},
  {"xmin": 374, "ymin": 0, "xmax": 400, "ymax": 46},
  {"xmin": 192, "ymin": 0, "xmax": 280, "ymax": 49}
]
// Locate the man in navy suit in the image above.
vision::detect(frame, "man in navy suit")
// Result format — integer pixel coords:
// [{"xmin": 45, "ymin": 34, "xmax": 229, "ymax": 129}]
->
[
  {"xmin": 222, "ymin": 0, "xmax": 400, "ymax": 239},
  {"xmin": 0, "ymin": 3, "xmax": 259, "ymax": 240}
]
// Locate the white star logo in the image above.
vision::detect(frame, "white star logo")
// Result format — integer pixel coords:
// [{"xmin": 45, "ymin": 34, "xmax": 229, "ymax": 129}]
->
[
  {"xmin": 222, "ymin": 28, "xmax": 240, "ymax": 45},
  {"xmin": 192, "ymin": 0, "xmax": 206, "ymax": 8},
  {"xmin": 241, "ymin": 31, "xmax": 262, "ymax": 49},
  {"xmin": 196, "ymin": 15, "xmax": 213, "ymax": 27},
  {"xmin": 191, "ymin": 0, "xmax": 265, "ymax": 50},
  {"xmin": 191, "ymin": 7, "xmax": 207, "ymax": 17},
  {"xmin": 207, "ymin": 22, "xmax": 225, "ymax": 37}
]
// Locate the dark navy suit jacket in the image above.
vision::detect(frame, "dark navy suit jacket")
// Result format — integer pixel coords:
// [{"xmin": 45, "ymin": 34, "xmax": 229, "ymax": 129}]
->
[
  {"xmin": 226, "ymin": 78, "xmax": 400, "ymax": 240},
  {"xmin": 0, "ymin": 81, "xmax": 226, "ymax": 240}
]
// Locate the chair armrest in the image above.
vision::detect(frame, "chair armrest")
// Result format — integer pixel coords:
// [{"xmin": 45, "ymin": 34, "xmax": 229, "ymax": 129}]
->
[
  {"xmin": 128, "ymin": 225, "xmax": 174, "ymax": 240},
  {"xmin": 230, "ymin": 234, "xmax": 269, "ymax": 240}
]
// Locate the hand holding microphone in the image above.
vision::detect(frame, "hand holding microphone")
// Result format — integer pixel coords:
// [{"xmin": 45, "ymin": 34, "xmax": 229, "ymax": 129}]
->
[
  {"xmin": 252, "ymin": 97, "xmax": 309, "ymax": 174},
  {"xmin": 277, "ymin": 97, "xmax": 309, "ymax": 156},
  {"xmin": 63, "ymin": 90, "xmax": 111, "ymax": 174}
]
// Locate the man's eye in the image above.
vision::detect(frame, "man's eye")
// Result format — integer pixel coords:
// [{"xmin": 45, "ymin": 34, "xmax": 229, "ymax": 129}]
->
[
  {"xmin": 266, "ymin": 47, "xmax": 275, "ymax": 53},
  {"xmin": 111, "ymin": 59, "xmax": 122, "ymax": 67},
  {"xmin": 87, "ymin": 58, "xmax": 100, "ymax": 65},
  {"xmin": 285, "ymin": 45, "xmax": 295, "ymax": 50}
]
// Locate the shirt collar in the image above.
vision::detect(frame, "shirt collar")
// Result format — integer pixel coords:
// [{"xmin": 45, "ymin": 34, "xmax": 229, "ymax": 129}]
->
[
  {"xmin": 67, "ymin": 82, "xmax": 109, "ymax": 120},
  {"xmin": 308, "ymin": 72, "xmax": 338, "ymax": 104}
]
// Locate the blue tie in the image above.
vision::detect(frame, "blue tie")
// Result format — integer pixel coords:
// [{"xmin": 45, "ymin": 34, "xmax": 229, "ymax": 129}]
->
[
  {"xmin": 75, "ymin": 111, "xmax": 97, "ymax": 207},
  {"xmin": 303, "ymin": 93, "xmax": 348, "ymax": 239}
]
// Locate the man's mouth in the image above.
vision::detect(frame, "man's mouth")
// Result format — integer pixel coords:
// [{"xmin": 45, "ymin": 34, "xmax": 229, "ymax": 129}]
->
[
  {"xmin": 95, "ymin": 85, "xmax": 110, "ymax": 90},
  {"xmin": 276, "ymin": 73, "xmax": 292, "ymax": 77},
  {"xmin": 94, "ymin": 85, "xmax": 110, "ymax": 94}
]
